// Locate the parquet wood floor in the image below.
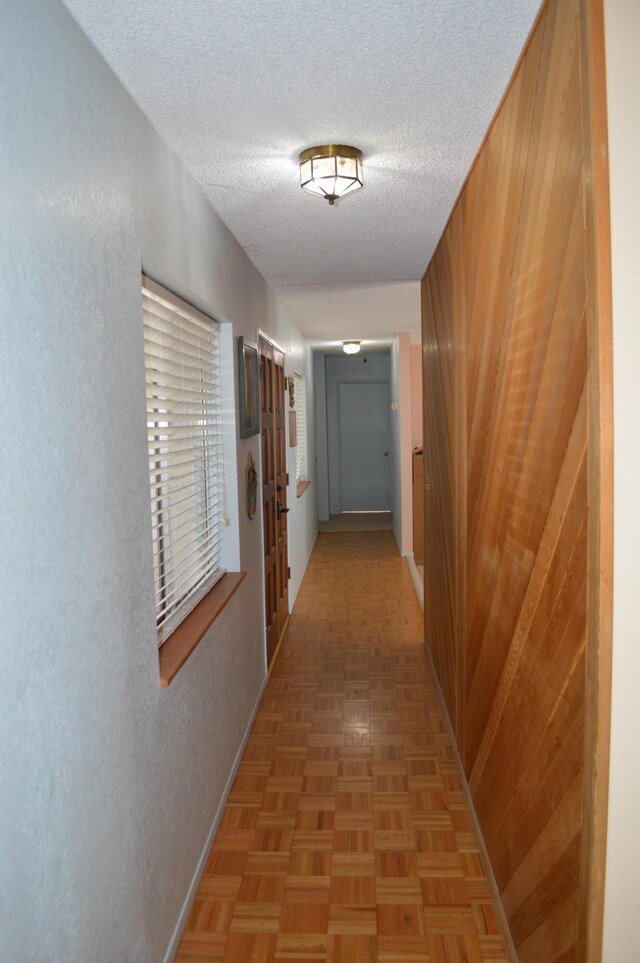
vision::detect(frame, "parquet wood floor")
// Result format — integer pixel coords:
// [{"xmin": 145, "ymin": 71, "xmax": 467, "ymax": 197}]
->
[{"xmin": 175, "ymin": 533, "xmax": 509, "ymax": 963}]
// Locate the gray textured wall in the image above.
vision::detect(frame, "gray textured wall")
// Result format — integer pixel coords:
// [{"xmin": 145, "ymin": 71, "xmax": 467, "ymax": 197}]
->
[{"xmin": 0, "ymin": 2, "xmax": 315, "ymax": 960}]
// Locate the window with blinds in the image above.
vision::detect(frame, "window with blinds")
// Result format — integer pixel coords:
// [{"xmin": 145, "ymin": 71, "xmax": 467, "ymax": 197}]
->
[
  {"xmin": 142, "ymin": 278, "xmax": 225, "ymax": 644},
  {"xmin": 294, "ymin": 372, "xmax": 307, "ymax": 482}
]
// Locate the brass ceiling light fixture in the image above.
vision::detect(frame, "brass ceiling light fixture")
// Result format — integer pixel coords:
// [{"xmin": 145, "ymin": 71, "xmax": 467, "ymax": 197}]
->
[
  {"xmin": 342, "ymin": 341, "xmax": 361, "ymax": 355},
  {"xmin": 299, "ymin": 145, "xmax": 364, "ymax": 206}
]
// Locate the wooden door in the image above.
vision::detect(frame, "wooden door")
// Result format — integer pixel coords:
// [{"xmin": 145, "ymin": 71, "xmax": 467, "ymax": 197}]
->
[{"xmin": 259, "ymin": 335, "xmax": 289, "ymax": 667}]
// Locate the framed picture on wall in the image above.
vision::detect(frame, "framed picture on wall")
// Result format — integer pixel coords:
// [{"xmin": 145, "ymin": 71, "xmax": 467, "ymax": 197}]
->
[{"xmin": 237, "ymin": 336, "xmax": 260, "ymax": 438}]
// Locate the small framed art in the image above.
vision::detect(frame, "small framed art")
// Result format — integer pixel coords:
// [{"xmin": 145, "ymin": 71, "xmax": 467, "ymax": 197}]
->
[{"xmin": 237, "ymin": 336, "xmax": 260, "ymax": 438}]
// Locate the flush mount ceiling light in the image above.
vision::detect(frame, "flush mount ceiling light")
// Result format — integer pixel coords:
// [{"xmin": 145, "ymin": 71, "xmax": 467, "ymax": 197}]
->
[
  {"xmin": 342, "ymin": 341, "xmax": 361, "ymax": 355},
  {"xmin": 299, "ymin": 145, "xmax": 364, "ymax": 206}
]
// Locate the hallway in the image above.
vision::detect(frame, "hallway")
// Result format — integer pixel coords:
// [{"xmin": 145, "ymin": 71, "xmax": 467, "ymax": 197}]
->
[{"xmin": 175, "ymin": 532, "xmax": 508, "ymax": 962}]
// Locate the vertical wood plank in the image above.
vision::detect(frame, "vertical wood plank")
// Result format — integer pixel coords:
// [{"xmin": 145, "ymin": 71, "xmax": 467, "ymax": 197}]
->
[{"xmin": 420, "ymin": 0, "xmax": 613, "ymax": 958}]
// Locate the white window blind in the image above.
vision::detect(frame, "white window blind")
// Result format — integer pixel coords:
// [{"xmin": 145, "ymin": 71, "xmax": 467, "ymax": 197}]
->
[
  {"xmin": 294, "ymin": 372, "xmax": 307, "ymax": 482},
  {"xmin": 143, "ymin": 279, "xmax": 225, "ymax": 644}
]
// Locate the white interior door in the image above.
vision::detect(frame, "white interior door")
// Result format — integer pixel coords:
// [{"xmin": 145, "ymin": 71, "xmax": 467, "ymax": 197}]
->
[{"xmin": 339, "ymin": 381, "xmax": 391, "ymax": 511}]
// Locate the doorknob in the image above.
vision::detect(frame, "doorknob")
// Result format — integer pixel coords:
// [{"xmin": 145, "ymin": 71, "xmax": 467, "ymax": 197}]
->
[
  {"xmin": 277, "ymin": 500, "xmax": 289, "ymax": 519},
  {"xmin": 384, "ymin": 451, "xmax": 389, "ymax": 457}
]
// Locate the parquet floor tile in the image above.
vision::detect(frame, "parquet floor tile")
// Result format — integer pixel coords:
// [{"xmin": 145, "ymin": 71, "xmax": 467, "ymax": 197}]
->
[{"xmin": 175, "ymin": 532, "xmax": 509, "ymax": 962}]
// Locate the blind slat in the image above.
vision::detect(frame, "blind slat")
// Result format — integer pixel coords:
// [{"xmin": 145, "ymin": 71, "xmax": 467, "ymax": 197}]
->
[
  {"xmin": 154, "ymin": 543, "xmax": 223, "ymax": 596},
  {"xmin": 150, "ymin": 491, "xmax": 224, "ymax": 532},
  {"xmin": 156, "ymin": 551, "xmax": 224, "ymax": 615},
  {"xmin": 156, "ymin": 568, "xmax": 225, "ymax": 631},
  {"xmin": 148, "ymin": 449, "xmax": 223, "ymax": 477}
]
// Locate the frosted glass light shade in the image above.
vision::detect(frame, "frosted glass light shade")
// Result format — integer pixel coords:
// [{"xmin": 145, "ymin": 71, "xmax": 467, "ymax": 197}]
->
[
  {"xmin": 342, "ymin": 341, "xmax": 361, "ymax": 355},
  {"xmin": 299, "ymin": 145, "xmax": 363, "ymax": 205}
]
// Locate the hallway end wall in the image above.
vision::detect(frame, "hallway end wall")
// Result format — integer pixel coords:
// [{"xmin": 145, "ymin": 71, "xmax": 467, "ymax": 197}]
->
[
  {"xmin": 324, "ymin": 353, "xmax": 391, "ymax": 515},
  {"xmin": 421, "ymin": 0, "xmax": 611, "ymax": 958}
]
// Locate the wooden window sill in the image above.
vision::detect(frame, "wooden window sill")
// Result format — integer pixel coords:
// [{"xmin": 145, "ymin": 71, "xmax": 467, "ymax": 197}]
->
[
  {"xmin": 296, "ymin": 480, "xmax": 311, "ymax": 498},
  {"xmin": 159, "ymin": 572, "xmax": 246, "ymax": 687}
]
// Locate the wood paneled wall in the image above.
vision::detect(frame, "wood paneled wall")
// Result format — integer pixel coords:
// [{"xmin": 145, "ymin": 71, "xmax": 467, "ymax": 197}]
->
[{"xmin": 421, "ymin": 0, "xmax": 612, "ymax": 960}]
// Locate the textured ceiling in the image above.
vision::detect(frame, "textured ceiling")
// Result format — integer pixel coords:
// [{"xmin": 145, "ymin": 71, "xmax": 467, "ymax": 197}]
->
[{"xmin": 62, "ymin": 0, "xmax": 541, "ymax": 337}]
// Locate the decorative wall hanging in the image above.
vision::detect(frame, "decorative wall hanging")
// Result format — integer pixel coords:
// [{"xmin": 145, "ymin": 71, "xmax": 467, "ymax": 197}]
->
[
  {"xmin": 237, "ymin": 336, "xmax": 259, "ymax": 438},
  {"xmin": 288, "ymin": 376, "xmax": 295, "ymax": 409},
  {"xmin": 246, "ymin": 452, "xmax": 257, "ymax": 519}
]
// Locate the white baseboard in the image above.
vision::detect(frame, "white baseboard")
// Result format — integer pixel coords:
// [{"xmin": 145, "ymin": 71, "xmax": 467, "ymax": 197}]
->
[
  {"xmin": 162, "ymin": 675, "xmax": 268, "ymax": 963},
  {"xmin": 422, "ymin": 642, "xmax": 519, "ymax": 963},
  {"xmin": 405, "ymin": 555, "xmax": 424, "ymax": 611}
]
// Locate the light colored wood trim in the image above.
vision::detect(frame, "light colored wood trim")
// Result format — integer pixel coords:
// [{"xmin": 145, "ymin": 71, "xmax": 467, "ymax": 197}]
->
[
  {"xmin": 296, "ymin": 480, "xmax": 311, "ymax": 498},
  {"xmin": 256, "ymin": 327, "xmax": 286, "ymax": 355},
  {"xmin": 159, "ymin": 572, "xmax": 246, "ymax": 687},
  {"xmin": 412, "ymin": 449, "xmax": 424, "ymax": 565},
  {"xmin": 577, "ymin": 0, "xmax": 614, "ymax": 958}
]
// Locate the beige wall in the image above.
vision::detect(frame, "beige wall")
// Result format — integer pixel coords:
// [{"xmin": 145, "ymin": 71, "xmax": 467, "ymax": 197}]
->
[
  {"xmin": 602, "ymin": 0, "xmax": 640, "ymax": 958},
  {"xmin": 391, "ymin": 334, "xmax": 413, "ymax": 555},
  {"xmin": 410, "ymin": 342, "xmax": 423, "ymax": 449}
]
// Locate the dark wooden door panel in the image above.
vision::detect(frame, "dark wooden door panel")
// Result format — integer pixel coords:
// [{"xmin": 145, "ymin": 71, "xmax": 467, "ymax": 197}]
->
[{"xmin": 260, "ymin": 336, "xmax": 289, "ymax": 668}]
